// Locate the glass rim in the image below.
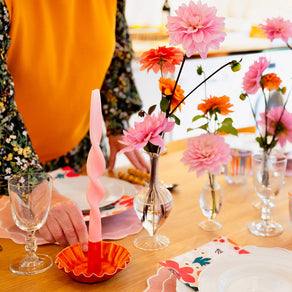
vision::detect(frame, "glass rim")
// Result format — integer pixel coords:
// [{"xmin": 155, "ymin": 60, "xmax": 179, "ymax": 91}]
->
[
  {"xmin": 8, "ymin": 172, "xmax": 52, "ymax": 187},
  {"xmin": 230, "ymin": 148, "xmax": 253, "ymax": 156},
  {"xmin": 252, "ymin": 152, "xmax": 287, "ymax": 163}
]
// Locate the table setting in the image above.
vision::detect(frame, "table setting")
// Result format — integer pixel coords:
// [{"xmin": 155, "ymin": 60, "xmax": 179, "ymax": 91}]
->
[{"xmin": 1, "ymin": 1, "xmax": 292, "ymax": 291}]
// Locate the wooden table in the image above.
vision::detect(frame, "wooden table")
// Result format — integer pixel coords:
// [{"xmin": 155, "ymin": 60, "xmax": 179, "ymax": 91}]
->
[{"xmin": 1, "ymin": 143, "xmax": 292, "ymax": 292}]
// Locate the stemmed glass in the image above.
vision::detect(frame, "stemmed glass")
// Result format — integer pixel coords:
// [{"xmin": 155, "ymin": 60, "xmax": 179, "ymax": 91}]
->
[
  {"xmin": 8, "ymin": 172, "xmax": 53, "ymax": 274},
  {"xmin": 248, "ymin": 153, "xmax": 287, "ymax": 237}
]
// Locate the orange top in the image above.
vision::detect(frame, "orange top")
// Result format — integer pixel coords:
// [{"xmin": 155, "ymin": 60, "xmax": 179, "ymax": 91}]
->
[{"xmin": 6, "ymin": 0, "xmax": 117, "ymax": 162}]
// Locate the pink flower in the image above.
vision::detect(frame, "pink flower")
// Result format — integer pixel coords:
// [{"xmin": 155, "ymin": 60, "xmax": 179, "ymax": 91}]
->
[
  {"xmin": 242, "ymin": 57, "xmax": 270, "ymax": 94},
  {"xmin": 119, "ymin": 113, "xmax": 175, "ymax": 152},
  {"xmin": 259, "ymin": 106, "xmax": 292, "ymax": 147},
  {"xmin": 259, "ymin": 17, "xmax": 292, "ymax": 43},
  {"xmin": 160, "ymin": 260, "xmax": 196, "ymax": 283},
  {"xmin": 181, "ymin": 133, "xmax": 231, "ymax": 177},
  {"xmin": 166, "ymin": 0, "xmax": 226, "ymax": 59}
]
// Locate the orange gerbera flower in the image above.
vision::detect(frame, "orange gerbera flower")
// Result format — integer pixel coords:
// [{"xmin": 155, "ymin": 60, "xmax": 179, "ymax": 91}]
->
[
  {"xmin": 159, "ymin": 77, "xmax": 185, "ymax": 112},
  {"xmin": 261, "ymin": 73, "xmax": 282, "ymax": 91},
  {"xmin": 139, "ymin": 46, "xmax": 184, "ymax": 74},
  {"xmin": 198, "ymin": 95, "xmax": 233, "ymax": 115}
]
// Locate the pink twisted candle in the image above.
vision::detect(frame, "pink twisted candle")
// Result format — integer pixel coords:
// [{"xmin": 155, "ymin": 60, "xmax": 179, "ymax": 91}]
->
[{"xmin": 86, "ymin": 89, "xmax": 106, "ymax": 273}]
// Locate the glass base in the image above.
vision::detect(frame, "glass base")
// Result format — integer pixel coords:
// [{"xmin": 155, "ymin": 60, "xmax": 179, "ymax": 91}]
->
[
  {"xmin": 10, "ymin": 254, "xmax": 53, "ymax": 275},
  {"xmin": 199, "ymin": 219, "xmax": 222, "ymax": 231},
  {"xmin": 134, "ymin": 234, "xmax": 169, "ymax": 251},
  {"xmin": 248, "ymin": 220, "xmax": 283, "ymax": 237}
]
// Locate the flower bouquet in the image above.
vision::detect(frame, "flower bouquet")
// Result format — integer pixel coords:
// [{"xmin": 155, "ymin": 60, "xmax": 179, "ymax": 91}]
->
[
  {"xmin": 120, "ymin": 0, "xmax": 241, "ymax": 248},
  {"xmin": 240, "ymin": 55, "xmax": 292, "ymax": 236},
  {"xmin": 181, "ymin": 93, "xmax": 236, "ymax": 231}
]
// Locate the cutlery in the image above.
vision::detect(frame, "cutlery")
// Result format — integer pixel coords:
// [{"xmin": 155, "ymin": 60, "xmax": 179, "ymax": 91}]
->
[{"xmin": 118, "ymin": 169, "xmax": 178, "ymax": 191}]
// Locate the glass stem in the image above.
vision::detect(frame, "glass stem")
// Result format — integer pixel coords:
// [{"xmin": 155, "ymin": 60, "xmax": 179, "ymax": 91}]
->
[
  {"xmin": 25, "ymin": 230, "xmax": 38, "ymax": 260},
  {"xmin": 261, "ymin": 200, "xmax": 272, "ymax": 226}
]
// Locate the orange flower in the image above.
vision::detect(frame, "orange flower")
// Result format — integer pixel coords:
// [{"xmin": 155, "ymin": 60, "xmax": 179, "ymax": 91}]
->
[
  {"xmin": 139, "ymin": 46, "xmax": 184, "ymax": 74},
  {"xmin": 198, "ymin": 95, "xmax": 233, "ymax": 115},
  {"xmin": 159, "ymin": 77, "xmax": 185, "ymax": 112},
  {"xmin": 261, "ymin": 73, "xmax": 282, "ymax": 91}
]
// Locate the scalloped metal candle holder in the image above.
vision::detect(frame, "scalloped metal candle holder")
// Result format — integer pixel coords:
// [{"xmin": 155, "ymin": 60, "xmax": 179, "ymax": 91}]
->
[{"xmin": 55, "ymin": 241, "xmax": 131, "ymax": 283}]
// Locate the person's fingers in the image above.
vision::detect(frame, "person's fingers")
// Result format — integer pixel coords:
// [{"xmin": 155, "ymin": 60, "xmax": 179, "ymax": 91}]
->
[
  {"xmin": 133, "ymin": 149, "xmax": 150, "ymax": 172},
  {"xmin": 64, "ymin": 201, "xmax": 88, "ymax": 252},
  {"xmin": 53, "ymin": 202, "xmax": 79, "ymax": 247},
  {"xmin": 38, "ymin": 223, "xmax": 54, "ymax": 243},
  {"xmin": 108, "ymin": 148, "xmax": 117, "ymax": 171},
  {"xmin": 39, "ymin": 199, "xmax": 88, "ymax": 252},
  {"xmin": 42, "ymin": 211, "xmax": 68, "ymax": 247},
  {"xmin": 125, "ymin": 151, "xmax": 145, "ymax": 171}
]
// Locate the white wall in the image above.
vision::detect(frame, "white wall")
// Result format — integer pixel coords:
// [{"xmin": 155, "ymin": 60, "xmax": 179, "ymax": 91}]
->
[{"xmin": 126, "ymin": 0, "xmax": 292, "ymax": 27}]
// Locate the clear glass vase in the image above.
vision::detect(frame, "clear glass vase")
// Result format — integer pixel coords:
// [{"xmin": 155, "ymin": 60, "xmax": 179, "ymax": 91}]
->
[
  {"xmin": 133, "ymin": 152, "xmax": 173, "ymax": 250},
  {"xmin": 248, "ymin": 151, "xmax": 287, "ymax": 237},
  {"xmin": 199, "ymin": 172, "xmax": 223, "ymax": 231}
]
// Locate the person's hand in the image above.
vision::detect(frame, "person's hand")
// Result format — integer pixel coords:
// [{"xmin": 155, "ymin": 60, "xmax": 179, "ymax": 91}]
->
[
  {"xmin": 108, "ymin": 135, "xmax": 150, "ymax": 172},
  {"xmin": 38, "ymin": 187, "xmax": 88, "ymax": 252}
]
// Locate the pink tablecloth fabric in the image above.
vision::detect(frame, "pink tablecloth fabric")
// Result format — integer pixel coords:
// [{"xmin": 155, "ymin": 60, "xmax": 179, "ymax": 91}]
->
[{"xmin": 0, "ymin": 196, "xmax": 142, "ymax": 244}]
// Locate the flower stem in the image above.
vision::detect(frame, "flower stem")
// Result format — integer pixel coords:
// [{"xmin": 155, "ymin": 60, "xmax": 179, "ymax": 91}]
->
[
  {"xmin": 208, "ymin": 172, "xmax": 216, "ymax": 220},
  {"xmin": 166, "ymin": 54, "xmax": 187, "ymax": 117},
  {"xmin": 169, "ymin": 60, "xmax": 234, "ymax": 116}
]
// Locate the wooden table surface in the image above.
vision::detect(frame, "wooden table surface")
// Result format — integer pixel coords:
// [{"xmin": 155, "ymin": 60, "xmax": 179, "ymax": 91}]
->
[{"xmin": 1, "ymin": 143, "xmax": 292, "ymax": 292}]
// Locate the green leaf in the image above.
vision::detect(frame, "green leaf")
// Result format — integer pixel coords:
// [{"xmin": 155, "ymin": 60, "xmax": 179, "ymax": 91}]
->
[
  {"xmin": 218, "ymin": 125, "xmax": 238, "ymax": 136},
  {"xmin": 217, "ymin": 117, "xmax": 238, "ymax": 135},
  {"xmin": 160, "ymin": 97, "xmax": 169, "ymax": 113},
  {"xmin": 187, "ymin": 128, "xmax": 194, "ymax": 132},
  {"xmin": 192, "ymin": 115, "xmax": 204, "ymax": 122},
  {"xmin": 256, "ymin": 137, "xmax": 265, "ymax": 148},
  {"xmin": 199, "ymin": 123, "xmax": 208, "ymax": 131},
  {"xmin": 148, "ymin": 104, "xmax": 156, "ymax": 115},
  {"xmin": 171, "ymin": 114, "xmax": 180, "ymax": 125},
  {"xmin": 269, "ymin": 139, "xmax": 278, "ymax": 150},
  {"xmin": 221, "ymin": 117, "xmax": 233, "ymax": 126}
]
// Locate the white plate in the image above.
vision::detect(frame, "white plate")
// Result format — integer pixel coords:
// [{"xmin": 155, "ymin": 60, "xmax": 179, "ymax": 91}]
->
[
  {"xmin": 198, "ymin": 253, "xmax": 292, "ymax": 292},
  {"xmin": 53, "ymin": 176, "xmax": 124, "ymax": 210}
]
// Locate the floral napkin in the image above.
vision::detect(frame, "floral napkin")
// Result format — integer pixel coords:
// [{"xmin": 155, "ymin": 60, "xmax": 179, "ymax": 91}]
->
[{"xmin": 159, "ymin": 236, "xmax": 250, "ymax": 291}]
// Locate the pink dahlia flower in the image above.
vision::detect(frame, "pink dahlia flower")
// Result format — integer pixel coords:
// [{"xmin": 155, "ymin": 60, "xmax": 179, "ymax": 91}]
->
[
  {"xmin": 181, "ymin": 133, "xmax": 231, "ymax": 177},
  {"xmin": 259, "ymin": 106, "xmax": 292, "ymax": 147},
  {"xmin": 120, "ymin": 113, "xmax": 175, "ymax": 152},
  {"xmin": 242, "ymin": 57, "xmax": 270, "ymax": 94},
  {"xmin": 166, "ymin": 0, "xmax": 226, "ymax": 59},
  {"xmin": 259, "ymin": 17, "xmax": 292, "ymax": 43}
]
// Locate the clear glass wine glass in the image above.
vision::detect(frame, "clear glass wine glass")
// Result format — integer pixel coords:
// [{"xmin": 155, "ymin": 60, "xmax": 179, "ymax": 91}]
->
[
  {"xmin": 248, "ymin": 153, "xmax": 287, "ymax": 237},
  {"xmin": 8, "ymin": 172, "xmax": 53, "ymax": 275}
]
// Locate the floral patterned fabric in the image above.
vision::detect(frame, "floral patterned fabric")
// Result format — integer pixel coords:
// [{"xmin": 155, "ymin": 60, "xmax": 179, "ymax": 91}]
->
[
  {"xmin": 101, "ymin": 0, "xmax": 142, "ymax": 136},
  {"xmin": 0, "ymin": 0, "xmax": 141, "ymax": 194}
]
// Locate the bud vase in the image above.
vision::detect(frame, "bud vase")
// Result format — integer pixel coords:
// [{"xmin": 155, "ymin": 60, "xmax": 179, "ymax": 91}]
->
[
  {"xmin": 199, "ymin": 172, "xmax": 223, "ymax": 231},
  {"xmin": 133, "ymin": 152, "xmax": 173, "ymax": 250}
]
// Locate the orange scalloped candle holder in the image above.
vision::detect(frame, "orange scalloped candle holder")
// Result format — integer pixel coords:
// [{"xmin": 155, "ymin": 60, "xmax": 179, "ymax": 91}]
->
[{"xmin": 55, "ymin": 241, "xmax": 131, "ymax": 283}]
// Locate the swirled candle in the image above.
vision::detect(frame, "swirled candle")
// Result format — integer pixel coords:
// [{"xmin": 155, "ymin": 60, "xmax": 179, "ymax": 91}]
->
[{"xmin": 86, "ymin": 89, "xmax": 106, "ymax": 273}]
